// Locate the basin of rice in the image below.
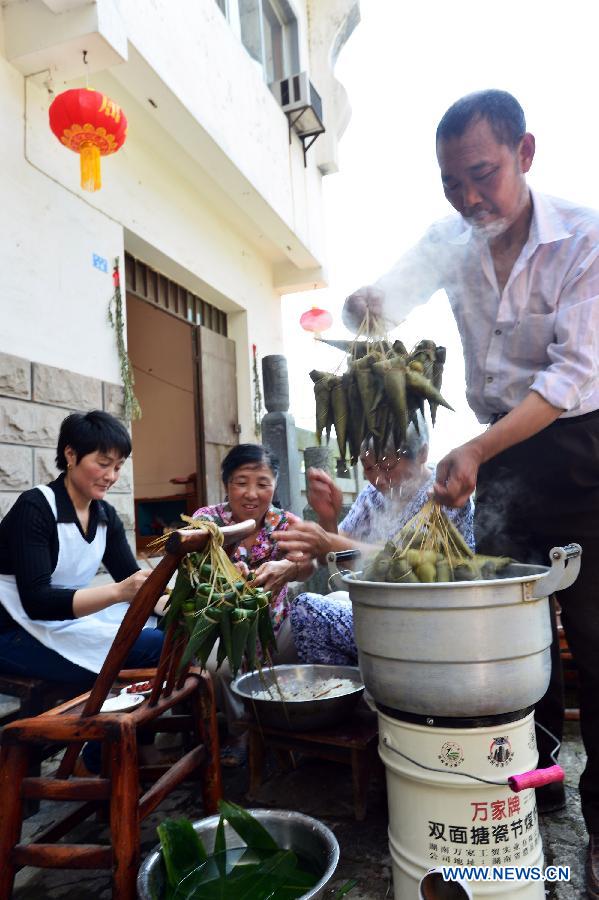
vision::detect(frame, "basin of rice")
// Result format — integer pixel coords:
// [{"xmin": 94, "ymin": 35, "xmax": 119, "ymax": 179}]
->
[
  {"xmin": 250, "ymin": 676, "xmax": 359, "ymax": 702},
  {"xmin": 231, "ymin": 664, "xmax": 365, "ymax": 732}
]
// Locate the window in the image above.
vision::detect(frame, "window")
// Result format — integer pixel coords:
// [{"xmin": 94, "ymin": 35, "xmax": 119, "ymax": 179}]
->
[
  {"xmin": 238, "ymin": 0, "xmax": 299, "ymax": 83},
  {"xmin": 262, "ymin": 0, "xmax": 283, "ymax": 83},
  {"xmin": 124, "ymin": 254, "xmax": 228, "ymax": 337}
]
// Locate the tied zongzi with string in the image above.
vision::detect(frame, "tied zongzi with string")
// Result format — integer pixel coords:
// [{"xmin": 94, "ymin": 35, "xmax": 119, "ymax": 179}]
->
[
  {"xmin": 310, "ymin": 315, "xmax": 452, "ymax": 465},
  {"xmin": 363, "ymin": 500, "xmax": 512, "ymax": 584},
  {"xmin": 150, "ymin": 518, "xmax": 276, "ymax": 676}
]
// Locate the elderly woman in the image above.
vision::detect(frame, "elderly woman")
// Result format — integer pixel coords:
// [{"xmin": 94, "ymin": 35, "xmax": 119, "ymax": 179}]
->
[
  {"xmin": 278, "ymin": 415, "xmax": 474, "ymax": 666},
  {"xmin": 192, "ymin": 443, "xmax": 314, "ymax": 763},
  {"xmin": 0, "ymin": 410, "xmax": 164, "ymax": 773}
]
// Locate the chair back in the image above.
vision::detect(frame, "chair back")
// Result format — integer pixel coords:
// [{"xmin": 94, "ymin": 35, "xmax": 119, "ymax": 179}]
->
[{"xmin": 57, "ymin": 520, "xmax": 254, "ymax": 775}]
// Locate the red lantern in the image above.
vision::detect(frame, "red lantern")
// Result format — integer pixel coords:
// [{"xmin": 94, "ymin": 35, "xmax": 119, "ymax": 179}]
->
[
  {"xmin": 300, "ymin": 307, "xmax": 333, "ymax": 336},
  {"xmin": 49, "ymin": 88, "xmax": 128, "ymax": 192}
]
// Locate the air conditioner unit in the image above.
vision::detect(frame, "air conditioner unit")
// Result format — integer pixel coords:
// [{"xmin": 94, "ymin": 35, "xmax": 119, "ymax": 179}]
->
[{"xmin": 270, "ymin": 71, "xmax": 324, "ymax": 138}]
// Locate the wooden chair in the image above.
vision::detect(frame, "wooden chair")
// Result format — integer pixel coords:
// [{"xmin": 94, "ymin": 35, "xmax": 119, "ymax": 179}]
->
[
  {"xmin": 0, "ymin": 675, "xmax": 91, "ymax": 816},
  {"xmin": 0, "ymin": 520, "xmax": 253, "ymax": 900}
]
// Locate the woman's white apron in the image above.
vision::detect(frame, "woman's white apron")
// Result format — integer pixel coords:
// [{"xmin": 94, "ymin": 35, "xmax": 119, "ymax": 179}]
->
[{"xmin": 0, "ymin": 485, "xmax": 154, "ymax": 674}]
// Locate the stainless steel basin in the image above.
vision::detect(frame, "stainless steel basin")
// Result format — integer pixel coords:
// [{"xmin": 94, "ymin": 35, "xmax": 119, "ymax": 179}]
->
[
  {"xmin": 231, "ymin": 664, "xmax": 364, "ymax": 731},
  {"xmin": 137, "ymin": 809, "xmax": 340, "ymax": 900}
]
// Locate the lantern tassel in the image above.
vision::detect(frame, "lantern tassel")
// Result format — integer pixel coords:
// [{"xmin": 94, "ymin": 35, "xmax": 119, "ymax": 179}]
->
[{"xmin": 80, "ymin": 142, "xmax": 101, "ymax": 191}]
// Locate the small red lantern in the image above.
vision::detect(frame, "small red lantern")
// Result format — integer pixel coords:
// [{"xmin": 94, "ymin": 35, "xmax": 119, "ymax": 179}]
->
[
  {"xmin": 49, "ymin": 88, "xmax": 128, "ymax": 192},
  {"xmin": 300, "ymin": 307, "xmax": 333, "ymax": 336}
]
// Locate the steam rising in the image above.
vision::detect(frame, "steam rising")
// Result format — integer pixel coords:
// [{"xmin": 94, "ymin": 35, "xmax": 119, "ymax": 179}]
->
[{"xmin": 474, "ymin": 468, "xmax": 541, "ymax": 562}]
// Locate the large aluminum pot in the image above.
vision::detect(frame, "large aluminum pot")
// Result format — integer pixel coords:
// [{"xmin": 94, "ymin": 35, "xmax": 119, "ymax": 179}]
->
[
  {"xmin": 137, "ymin": 809, "xmax": 339, "ymax": 900},
  {"xmin": 328, "ymin": 544, "xmax": 581, "ymax": 718}
]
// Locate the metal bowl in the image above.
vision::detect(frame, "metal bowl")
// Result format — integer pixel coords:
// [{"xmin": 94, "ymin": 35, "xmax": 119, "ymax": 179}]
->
[
  {"xmin": 137, "ymin": 808, "xmax": 340, "ymax": 900},
  {"xmin": 231, "ymin": 664, "xmax": 364, "ymax": 732}
]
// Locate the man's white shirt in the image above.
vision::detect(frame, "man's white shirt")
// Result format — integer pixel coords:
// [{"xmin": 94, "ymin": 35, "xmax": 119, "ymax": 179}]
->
[{"xmin": 375, "ymin": 190, "xmax": 599, "ymax": 423}]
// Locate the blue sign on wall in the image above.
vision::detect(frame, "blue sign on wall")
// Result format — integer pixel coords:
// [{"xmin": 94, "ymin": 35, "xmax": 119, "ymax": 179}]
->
[{"xmin": 93, "ymin": 253, "xmax": 108, "ymax": 273}]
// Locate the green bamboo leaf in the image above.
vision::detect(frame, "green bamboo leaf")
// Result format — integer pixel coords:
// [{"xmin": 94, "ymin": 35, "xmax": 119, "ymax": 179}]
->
[
  {"xmin": 268, "ymin": 866, "xmax": 319, "ymax": 895},
  {"xmin": 383, "ymin": 366, "xmax": 408, "ymax": 447},
  {"xmin": 214, "ymin": 816, "xmax": 227, "ymax": 879},
  {"xmin": 180, "ymin": 613, "xmax": 218, "ymax": 669},
  {"xmin": 163, "ymin": 567, "xmax": 194, "ymax": 628},
  {"xmin": 194, "ymin": 592, "xmax": 210, "ymax": 611},
  {"xmin": 310, "ymin": 371, "xmax": 334, "ymax": 445},
  {"xmin": 405, "ymin": 368, "xmax": 454, "ymax": 411},
  {"xmin": 244, "ymin": 609, "xmax": 259, "ymax": 672},
  {"xmin": 196, "ymin": 627, "xmax": 220, "ymax": 669},
  {"xmin": 170, "ymin": 567, "xmax": 194, "ymax": 604},
  {"xmin": 216, "ymin": 636, "xmax": 227, "ymax": 668},
  {"xmin": 157, "ymin": 818, "xmax": 207, "ymax": 889},
  {"xmin": 241, "ymin": 595, "xmax": 259, "ymax": 611},
  {"xmin": 172, "ymin": 848, "xmax": 255, "ymax": 899},
  {"xmin": 235, "ymin": 850, "xmax": 298, "ymax": 900},
  {"xmin": 177, "ymin": 852, "xmax": 296, "ymax": 900},
  {"xmin": 230, "ymin": 611, "xmax": 251, "ymax": 677},
  {"xmin": 355, "ymin": 368, "xmax": 380, "ymax": 434},
  {"xmin": 332, "ymin": 879, "xmax": 358, "ymax": 898},
  {"xmin": 331, "ymin": 374, "xmax": 349, "ymax": 462},
  {"xmin": 218, "ymin": 607, "xmax": 234, "ymax": 671},
  {"xmin": 217, "ymin": 800, "xmax": 278, "ymax": 852},
  {"xmin": 258, "ymin": 606, "xmax": 276, "ymax": 659}
]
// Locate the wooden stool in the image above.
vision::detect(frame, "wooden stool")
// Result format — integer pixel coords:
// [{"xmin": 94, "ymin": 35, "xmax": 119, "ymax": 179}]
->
[
  {"xmin": 0, "ymin": 674, "xmax": 90, "ymax": 727},
  {"xmin": 245, "ymin": 708, "xmax": 380, "ymax": 821},
  {"xmin": 0, "ymin": 674, "xmax": 90, "ymax": 815}
]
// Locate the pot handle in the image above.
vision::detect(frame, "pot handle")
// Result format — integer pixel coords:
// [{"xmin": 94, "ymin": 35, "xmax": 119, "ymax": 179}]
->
[
  {"xmin": 528, "ymin": 543, "xmax": 582, "ymax": 600},
  {"xmin": 326, "ymin": 550, "xmax": 360, "ymax": 591}
]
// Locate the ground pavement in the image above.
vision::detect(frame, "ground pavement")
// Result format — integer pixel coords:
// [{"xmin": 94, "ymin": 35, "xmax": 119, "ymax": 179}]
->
[{"xmin": 3, "ymin": 718, "xmax": 588, "ymax": 900}]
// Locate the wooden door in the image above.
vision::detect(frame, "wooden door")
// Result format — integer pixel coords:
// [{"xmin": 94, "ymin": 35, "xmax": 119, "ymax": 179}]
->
[{"xmin": 194, "ymin": 326, "xmax": 240, "ymax": 506}]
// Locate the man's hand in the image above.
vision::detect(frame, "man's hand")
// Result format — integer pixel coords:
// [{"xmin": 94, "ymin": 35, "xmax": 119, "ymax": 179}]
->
[
  {"xmin": 433, "ymin": 442, "xmax": 483, "ymax": 508},
  {"xmin": 307, "ymin": 468, "xmax": 342, "ymax": 531},
  {"xmin": 342, "ymin": 285, "xmax": 386, "ymax": 331},
  {"xmin": 275, "ymin": 520, "xmax": 331, "ymax": 560}
]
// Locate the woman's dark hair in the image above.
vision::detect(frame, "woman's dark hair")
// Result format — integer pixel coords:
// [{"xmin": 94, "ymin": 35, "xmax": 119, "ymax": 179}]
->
[
  {"xmin": 436, "ymin": 89, "xmax": 526, "ymax": 149},
  {"xmin": 221, "ymin": 444, "xmax": 279, "ymax": 487},
  {"xmin": 55, "ymin": 410, "xmax": 132, "ymax": 471}
]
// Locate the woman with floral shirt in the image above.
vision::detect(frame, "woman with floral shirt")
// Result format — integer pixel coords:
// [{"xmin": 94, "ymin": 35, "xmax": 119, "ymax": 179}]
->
[{"xmin": 193, "ymin": 443, "xmax": 314, "ymax": 763}]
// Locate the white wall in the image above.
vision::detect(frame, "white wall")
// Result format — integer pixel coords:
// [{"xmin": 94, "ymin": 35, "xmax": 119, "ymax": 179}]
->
[
  {"xmin": 0, "ymin": 55, "xmax": 124, "ymax": 384},
  {"xmin": 2, "ymin": 64, "xmax": 285, "ymax": 438},
  {"xmin": 113, "ymin": 0, "xmax": 323, "ymax": 259},
  {"xmin": 0, "ymin": 0, "xmax": 358, "ymax": 439}
]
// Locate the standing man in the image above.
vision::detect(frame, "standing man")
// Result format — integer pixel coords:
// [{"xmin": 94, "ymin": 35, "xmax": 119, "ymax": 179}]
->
[{"xmin": 343, "ymin": 90, "xmax": 599, "ymax": 895}]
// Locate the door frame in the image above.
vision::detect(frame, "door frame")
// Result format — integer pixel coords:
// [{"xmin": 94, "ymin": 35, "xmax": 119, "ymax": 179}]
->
[{"xmin": 192, "ymin": 325, "xmax": 208, "ymax": 509}]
